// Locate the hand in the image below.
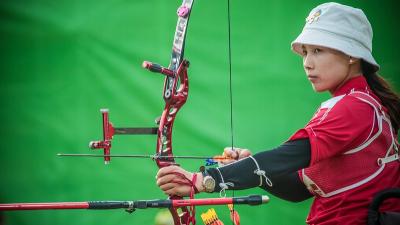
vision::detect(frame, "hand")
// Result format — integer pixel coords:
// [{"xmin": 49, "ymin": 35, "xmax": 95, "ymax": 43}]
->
[
  {"xmin": 156, "ymin": 165, "xmax": 204, "ymax": 197},
  {"xmin": 218, "ymin": 147, "xmax": 252, "ymax": 165}
]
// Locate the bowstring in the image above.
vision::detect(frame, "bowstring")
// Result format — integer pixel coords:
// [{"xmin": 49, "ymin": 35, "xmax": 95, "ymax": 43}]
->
[
  {"xmin": 227, "ymin": 0, "xmax": 236, "ymax": 225},
  {"xmin": 227, "ymin": 0, "xmax": 234, "ymax": 149}
]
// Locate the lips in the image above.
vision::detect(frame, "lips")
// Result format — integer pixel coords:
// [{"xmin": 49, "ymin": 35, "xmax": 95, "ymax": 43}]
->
[{"xmin": 307, "ymin": 75, "xmax": 318, "ymax": 82}]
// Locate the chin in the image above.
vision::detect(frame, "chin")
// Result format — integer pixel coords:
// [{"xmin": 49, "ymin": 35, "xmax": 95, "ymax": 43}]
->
[{"xmin": 311, "ymin": 84, "xmax": 327, "ymax": 93}]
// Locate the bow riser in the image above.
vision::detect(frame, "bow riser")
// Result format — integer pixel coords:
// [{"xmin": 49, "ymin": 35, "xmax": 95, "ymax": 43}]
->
[
  {"xmin": 157, "ymin": 60, "xmax": 189, "ymax": 168},
  {"xmin": 157, "ymin": 1, "xmax": 194, "ymax": 224},
  {"xmin": 156, "ymin": 57, "xmax": 191, "ymax": 225}
]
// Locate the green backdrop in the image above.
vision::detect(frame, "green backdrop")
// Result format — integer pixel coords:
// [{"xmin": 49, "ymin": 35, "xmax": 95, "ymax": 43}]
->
[{"xmin": 0, "ymin": 0, "xmax": 399, "ymax": 224}]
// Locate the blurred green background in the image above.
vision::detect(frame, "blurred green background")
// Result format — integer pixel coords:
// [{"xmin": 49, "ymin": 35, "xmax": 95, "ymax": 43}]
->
[{"xmin": 0, "ymin": 0, "xmax": 399, "ymax": 224}]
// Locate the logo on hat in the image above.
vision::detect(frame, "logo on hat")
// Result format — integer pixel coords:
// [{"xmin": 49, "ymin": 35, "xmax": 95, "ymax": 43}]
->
[{"xmin": 306, "ymin": 9, "xmax": 321, "ymax": 24}]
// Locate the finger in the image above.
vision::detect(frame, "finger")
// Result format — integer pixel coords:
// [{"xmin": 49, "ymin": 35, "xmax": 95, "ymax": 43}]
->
[
  {"xmin": 159, "ymin": 182, "xmax": 178, "ymax": 192},
  {"xmin": 157, "ymin": 173, "xmax": 187, "ymax": 186},
  {"xmin": 156, "ymin": 165, "xmax": 180, "ymax": 178},
  {"xmin": 238, "ymin": 149, "xmax": 252, "ymax": 159},
  {"xmin": 223, "ymin": 147, "xmax": 238, "ymax": 159},
  {"xmin": 165, "ymin": 186, "xmax": 191, "ymax": 197},
  {"xmin": 156, "ymin": 173, "xmax": 173, "ymax": 186},
  {"xmin": 158, "ymin": 177, "xmax": 193, "ymax": 195},
  {"xmin": 218, "ymin": 158, "xmax": 237, "ymax": 165}
]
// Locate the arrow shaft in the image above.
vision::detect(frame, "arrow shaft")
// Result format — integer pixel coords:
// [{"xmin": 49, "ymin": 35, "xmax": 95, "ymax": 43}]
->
[{"xmin": 57, "ymin": 153, "xmax": 229, "ymax": 160}]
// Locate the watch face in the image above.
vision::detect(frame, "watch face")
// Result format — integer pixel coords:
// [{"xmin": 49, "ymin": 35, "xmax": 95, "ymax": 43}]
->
[{"xmin": 203, "ymin": 176, "xmax": 215, "ymax": 192}]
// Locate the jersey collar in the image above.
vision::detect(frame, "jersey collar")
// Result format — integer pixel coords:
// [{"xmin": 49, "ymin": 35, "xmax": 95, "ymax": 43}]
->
[{"xmin": 333, "ymin": 75, "xmax": 369, "ymax": 97}]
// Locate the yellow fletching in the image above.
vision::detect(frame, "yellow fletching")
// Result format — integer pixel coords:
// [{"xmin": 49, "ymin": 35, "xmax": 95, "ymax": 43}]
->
[{"xmin": 201, "ymin": 208, "xmax": 221, "ymax": 225}]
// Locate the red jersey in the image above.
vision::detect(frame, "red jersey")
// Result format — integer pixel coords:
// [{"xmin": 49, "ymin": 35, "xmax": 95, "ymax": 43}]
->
[{"xmin": 289, "ymin": 76, "xmax": 400, "ymax": 225}]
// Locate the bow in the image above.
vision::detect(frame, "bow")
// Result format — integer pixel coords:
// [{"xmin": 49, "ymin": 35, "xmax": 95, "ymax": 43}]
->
[
  {"xmin": 87, "ymin": 0, "xmax": 234, "ymax": 224},
  {"xmin": 86, "ymin": 0, "xmax": 234, "ymax": 224},
  {"xmin": 144, "ymin": 0, "xmax": 194, "ymax": 223},
  {"xmin": 89, "ymin": 0, "xmax": 198, "ymax": 224}
]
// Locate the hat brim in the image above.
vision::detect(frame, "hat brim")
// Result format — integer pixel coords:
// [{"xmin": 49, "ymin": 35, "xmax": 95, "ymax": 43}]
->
[{"xmin": 291, "ymin": 28, "xmax": 379, "ymax": 71}]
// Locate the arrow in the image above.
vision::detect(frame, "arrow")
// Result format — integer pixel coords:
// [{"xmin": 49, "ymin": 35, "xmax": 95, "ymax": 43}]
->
[{"xmin": 57, "ymin": 153, "xmax": 231, "ymax": 161}]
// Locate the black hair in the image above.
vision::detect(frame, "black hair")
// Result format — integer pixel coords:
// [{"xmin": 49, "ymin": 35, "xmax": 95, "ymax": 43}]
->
[{"xmin": 362, "ymin": 60, "xmax": 400, "ymax": 132}]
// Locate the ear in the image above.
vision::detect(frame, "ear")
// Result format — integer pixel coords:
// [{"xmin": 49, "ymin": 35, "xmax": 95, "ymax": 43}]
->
[{"xmin": 349, "ymin": 56, "xmax": 361, "ymax": 65}]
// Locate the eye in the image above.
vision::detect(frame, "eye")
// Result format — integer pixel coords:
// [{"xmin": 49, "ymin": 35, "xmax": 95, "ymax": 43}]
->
[{"xmin": 313, "ymin": 48, "xmax": 322, "ymax": 54}]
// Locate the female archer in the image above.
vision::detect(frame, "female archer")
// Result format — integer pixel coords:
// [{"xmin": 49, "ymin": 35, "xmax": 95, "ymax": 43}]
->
[{"xmin": 156, "ymin": 3, "xmax": 400, "ymax": 224}]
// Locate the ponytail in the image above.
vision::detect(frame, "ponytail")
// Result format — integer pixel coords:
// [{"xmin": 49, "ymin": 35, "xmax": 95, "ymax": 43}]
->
[{"xmin": 362, "ymin": 60, "xmax": 400, "ymax": 132}]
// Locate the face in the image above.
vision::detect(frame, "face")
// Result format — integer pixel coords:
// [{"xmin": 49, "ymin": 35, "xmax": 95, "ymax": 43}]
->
[{"xmin": 301, "ymin": 45, "xmax": 353, "ymax": 94}]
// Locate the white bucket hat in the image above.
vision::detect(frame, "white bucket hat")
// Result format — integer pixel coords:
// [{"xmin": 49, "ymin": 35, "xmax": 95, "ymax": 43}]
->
[{"xmin": 291, "ymin": 2, "xmax": 380, "ymax": 71}]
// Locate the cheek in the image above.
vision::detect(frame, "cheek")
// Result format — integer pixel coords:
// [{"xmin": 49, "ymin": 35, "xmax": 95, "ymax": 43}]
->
[
  {"xmin": 318, "ymin": 72, "xmax": 345, "ymax": 92},
  {"xmin": 319, "ymin": 58, "xmax": 348, "ymax": 81},
  {"xmin": 313, "ymin": 64, "xmax": 348, "ymax": 92}
]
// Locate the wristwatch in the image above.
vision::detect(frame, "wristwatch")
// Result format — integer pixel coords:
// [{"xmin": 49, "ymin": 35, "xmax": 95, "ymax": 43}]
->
[{"xmin": 201, "ymin": 170, "xmax": 216, "ymax": 193}]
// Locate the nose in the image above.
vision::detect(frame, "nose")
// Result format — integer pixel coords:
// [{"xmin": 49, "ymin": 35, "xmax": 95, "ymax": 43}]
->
[{"xmin": 303, "ymin": 54, "xmax": 313, "ymax": 72}]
